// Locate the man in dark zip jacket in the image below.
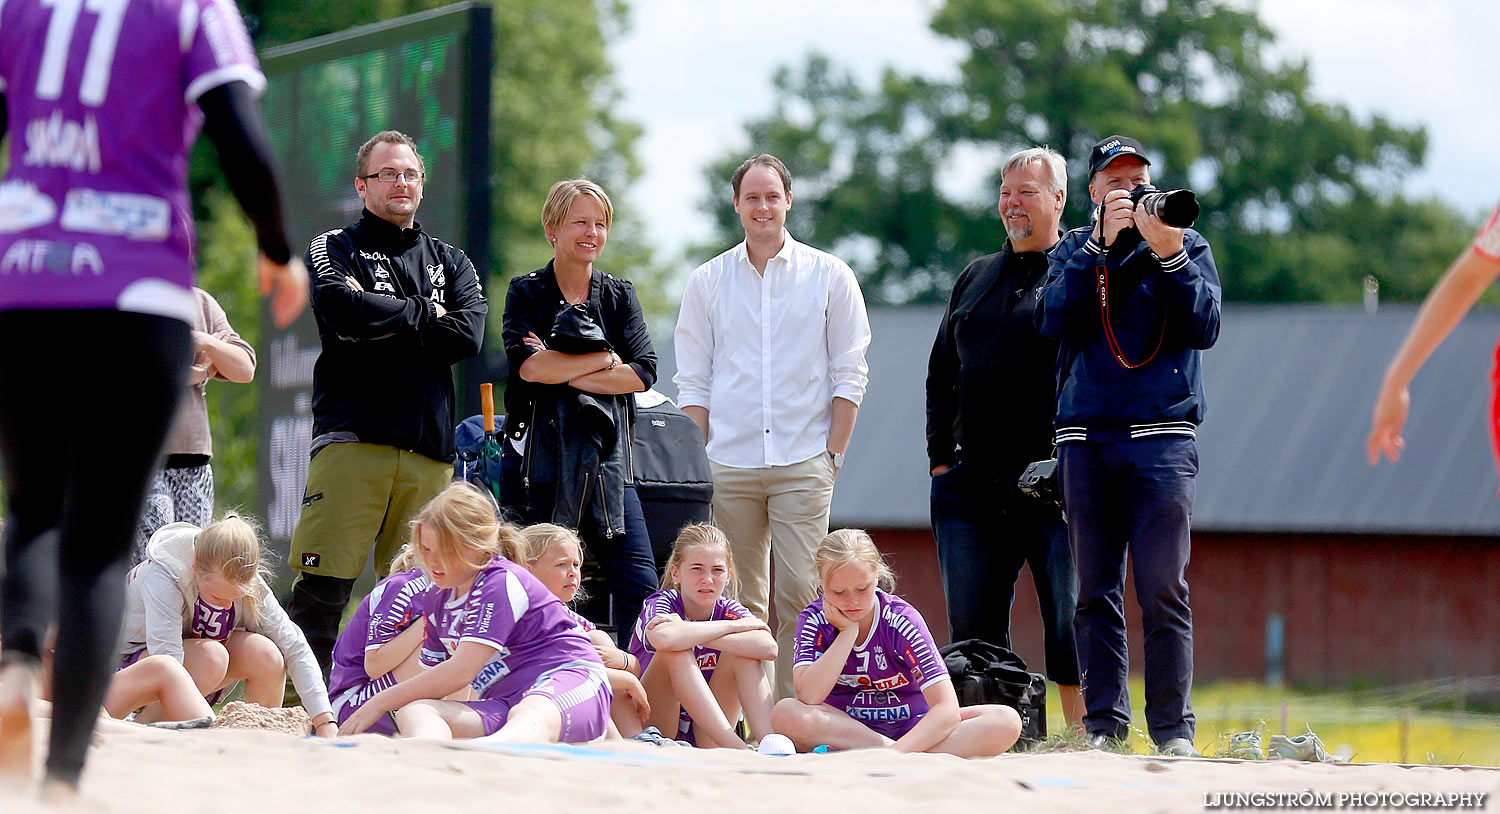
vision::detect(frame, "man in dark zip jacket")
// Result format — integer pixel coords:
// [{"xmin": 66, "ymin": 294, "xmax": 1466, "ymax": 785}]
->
[
  {"xmin": 926, "ymin": 147, "xmax": 1083, "ymax": 731},
  {"xmin": 1035, "ymin": 135, "xmax": 1221, "ymax": 757},
  {"xmin": 286, "ymin": 130, "xmax": 487, "ymax": 675}
]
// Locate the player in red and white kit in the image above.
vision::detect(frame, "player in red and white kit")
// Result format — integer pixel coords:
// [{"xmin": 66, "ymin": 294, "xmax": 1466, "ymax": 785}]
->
[{"xmin": 1370, "ymin": 198, "xmax": 1500, "ymax": 472}]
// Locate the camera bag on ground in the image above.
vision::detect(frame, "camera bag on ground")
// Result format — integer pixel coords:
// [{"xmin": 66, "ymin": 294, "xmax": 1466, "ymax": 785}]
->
[{"xmin": 939, "ymin": 638, "xmax": 1047, "ymax": 749}]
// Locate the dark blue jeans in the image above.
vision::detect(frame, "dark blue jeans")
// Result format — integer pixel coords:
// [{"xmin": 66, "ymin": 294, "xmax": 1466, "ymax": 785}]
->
[
  {"xmin": 1059, "ymin": 436, "xmax": 1197, "ymax": 745},
  {"xmin": 931, "ymin": 461, "xmax": 1080, "ymax": 685},
  {"xmin": 499, "ymin": 445, "xmax": 658, "ymax": 648}
]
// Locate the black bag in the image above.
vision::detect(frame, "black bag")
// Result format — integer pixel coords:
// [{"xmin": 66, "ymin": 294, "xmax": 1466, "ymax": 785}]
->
[
  {"xmin": 939, "ymin": 638, "xmax": 1047, "ymax": 750},
  {"xmin": 548, "ymin": 303, "xmax": 610, "ymax": 354}
]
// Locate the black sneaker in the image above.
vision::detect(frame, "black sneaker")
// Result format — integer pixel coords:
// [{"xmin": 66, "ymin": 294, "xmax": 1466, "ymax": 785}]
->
[{"xmin": 1155, "ymin": 737, "xmax": 1201, "ymax": 757}]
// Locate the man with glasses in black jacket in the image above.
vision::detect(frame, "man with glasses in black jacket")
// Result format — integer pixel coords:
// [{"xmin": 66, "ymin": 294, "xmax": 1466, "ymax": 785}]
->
[{"xmin": 286, "ymin": 130, "xmax": 487, "ymax": 677}]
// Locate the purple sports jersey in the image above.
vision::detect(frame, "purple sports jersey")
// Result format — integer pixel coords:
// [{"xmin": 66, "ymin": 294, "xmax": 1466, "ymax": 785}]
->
[
  {"xmin": 418, "ymin": 557, "xmax": 601, "ymax": 703},
  {"xmin": 0, "ymin": 0, "xmax": 264, "ymax": 320},
  {"xmin": 627, "ymin": 588, "xmax": 756, "ymax": 744},
  {"xmin": 188, "ymin": 596, "xmax": 235, "ymax": 642},
  {"xmin": 563, "ymin": 606, "xmax": 597, "ymax": 633},
  {"xmin": 329, "ymin": 568, "xmax": 431, "ymax": 700},
  {"xmin": 793, "ymin": 590, "xmax": 950, "ymax": 740}
]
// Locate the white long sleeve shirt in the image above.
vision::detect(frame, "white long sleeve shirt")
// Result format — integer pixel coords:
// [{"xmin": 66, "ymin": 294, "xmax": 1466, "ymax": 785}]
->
[
  {"xmin": 119, "ymin": 523, "xmax": 333, "ymax": 720},
  {"xmin": 674, "ymin": 232, "xmax": 871, "ymax": 468}
]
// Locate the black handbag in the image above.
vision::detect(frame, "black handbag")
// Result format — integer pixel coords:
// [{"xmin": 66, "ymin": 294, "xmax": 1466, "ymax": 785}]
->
[
  {"xmin": 940, "ymin": 638, "xmax": 1048, "ymax": 749},
  {"xmin": 548, "ymin": 303, "xmax": 610, "ymax": 355}
]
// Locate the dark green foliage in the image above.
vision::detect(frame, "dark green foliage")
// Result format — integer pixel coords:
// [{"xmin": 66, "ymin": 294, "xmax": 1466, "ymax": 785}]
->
[
  {"xmin": 192, "ymin": 0, "xmax": 658, "ymax": 514},
  {"xmin": 703, "ymin": 0, "xmax": 1476, "ymax": 306}
]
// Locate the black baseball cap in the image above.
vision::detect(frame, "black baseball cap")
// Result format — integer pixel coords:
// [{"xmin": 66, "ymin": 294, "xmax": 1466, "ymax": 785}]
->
[{"xmin": 1087, "ymin": 135, "xmax": 1152, "ymax": 179}]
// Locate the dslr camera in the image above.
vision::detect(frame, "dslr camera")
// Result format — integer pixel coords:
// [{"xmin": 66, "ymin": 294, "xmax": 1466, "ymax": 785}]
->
[
  {"xmin": 1108, "ymin": 184, "xmax": 1200, "ymax": 248},
  {"xmin": 1018, "ymin": 456, "xmax": 1062, "ymax": 507},
  {"xmin": 1128, "ymin": 184, "xmax": 1199, "ymax": 228}
]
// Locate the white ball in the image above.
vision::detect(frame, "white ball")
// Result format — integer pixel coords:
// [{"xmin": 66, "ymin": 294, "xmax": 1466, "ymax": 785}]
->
[{"xmin": 757, "ymin": 733, "xmax": 796, "ymax": 756}]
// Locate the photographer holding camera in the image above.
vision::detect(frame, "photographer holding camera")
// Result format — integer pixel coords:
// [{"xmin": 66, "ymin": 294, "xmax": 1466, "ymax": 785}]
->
[
  {"xmin": 926, "ymin": 147, "xmax": 1083, "ymax": 732},
  {"xmin": 1035, "ymin": 136, "xmax": 1221, "ymax": 757}
]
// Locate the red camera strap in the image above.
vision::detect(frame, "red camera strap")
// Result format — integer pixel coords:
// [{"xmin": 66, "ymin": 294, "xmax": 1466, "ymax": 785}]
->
[{"xmin": 1096, "ymin": 256, "xmax": 1165, "ymax": 370}]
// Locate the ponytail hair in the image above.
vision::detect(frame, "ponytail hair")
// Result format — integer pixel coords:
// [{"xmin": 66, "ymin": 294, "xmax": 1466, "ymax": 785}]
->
[
  {"xmin": 410, "ymin": 481, "xmax": 519, "ymax": 573},
  {"xmin": 192, "ymin": 513, "xmax": 268, "ymax": 626},
  {"xmin": 387, "ymin": 542, "xmax": 419, "ymax": 576},
  {"xmin": 814, "ymin": 528, "xmax": 896, "ymax": 593}
]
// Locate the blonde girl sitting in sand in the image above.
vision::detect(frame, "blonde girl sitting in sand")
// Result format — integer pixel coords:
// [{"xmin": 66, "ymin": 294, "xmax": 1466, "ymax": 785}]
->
[
  {"xmin": 772, "ymin": 529, "xmax": 1021, "ymax": 756},
  {"xmin": 514, "ymin": 523, "xmax": 652, "ymax": 738},
  {"xmin": 327, "ymin": 544, "xmax": 436, "ymax": 736},
  {"xmin": 338, "ymin": 483, "xmax": 612, "ymax": 742},
  {"xmin": 119, "ymin": 515, "xmax": 334, "ymax": 736},
  {"xmin": 626, "ymin": 524, "xmax": 775, "ymax": 749}
]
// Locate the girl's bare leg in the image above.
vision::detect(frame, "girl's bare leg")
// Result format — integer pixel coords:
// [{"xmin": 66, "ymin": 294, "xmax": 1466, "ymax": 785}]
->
[
  {"xmin": 770, "ymin": 698, "xmax": 890, "ymax": 752},
  {"xmin": 926, "ymin": 705, "xmax": 1022, "ymax": 757},
  {"xmin": 392, "ymin": 699, "xmax": 486, "ymax": 740},
  {"xmin": 104, "ymin": 655, "xmax": 212, "ymax": 722},
  {"xmin": 656, "ymin": 649, "xmax": 745, "ymax": 749},
  {"xmin": 721, "ymin": 653, "xmax": 773, "ymax": 741},
  {"xmin": 483, "ymin": 694, "xmax": 562, "ymax": 744},
  {"xmin": 221, "ymin": 632, "xmax": 284, "ymax": 708}
]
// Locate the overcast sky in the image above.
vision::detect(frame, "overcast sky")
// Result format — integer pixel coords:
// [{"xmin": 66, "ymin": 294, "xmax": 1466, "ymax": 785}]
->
[{"xmin": 608, "ymin": 0, "xmax": 1500, "ymax": 260}]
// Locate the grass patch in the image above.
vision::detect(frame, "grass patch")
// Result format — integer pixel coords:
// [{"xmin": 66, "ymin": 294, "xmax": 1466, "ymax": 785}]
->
[{"xmin": 1038, "ymin": 678, "xmax": 1500, "ymax": 765}]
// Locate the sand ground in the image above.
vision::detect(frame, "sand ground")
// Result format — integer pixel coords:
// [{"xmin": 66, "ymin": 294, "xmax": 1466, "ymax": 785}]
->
[{"xmin": 2, "ymin": 727, "xmax": 1497, "ymax": 813}]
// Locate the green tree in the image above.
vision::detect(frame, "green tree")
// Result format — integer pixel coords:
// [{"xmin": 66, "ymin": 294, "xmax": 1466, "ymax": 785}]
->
[
  {"xmin": 705, "ymin": 0, "xmax": 1474, "ymax": 306},
  {"xmin": 191, "ymin": 0, "xmax": 661, "ymax": 514}
]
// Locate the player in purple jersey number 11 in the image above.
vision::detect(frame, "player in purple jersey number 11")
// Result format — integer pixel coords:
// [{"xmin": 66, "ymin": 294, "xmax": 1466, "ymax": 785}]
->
[{"xmin": 773, "ymin": 530, "xmax": 1021, "ymax": 756}]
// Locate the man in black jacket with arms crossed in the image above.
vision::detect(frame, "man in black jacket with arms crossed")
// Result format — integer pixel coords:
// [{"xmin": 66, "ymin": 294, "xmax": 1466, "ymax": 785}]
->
[{"xmin": 286, "ymin": 130, "xmax": 487, "ymax": 675}]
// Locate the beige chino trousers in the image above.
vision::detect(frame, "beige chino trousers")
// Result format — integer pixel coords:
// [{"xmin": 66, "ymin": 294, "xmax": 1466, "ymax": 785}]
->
[{"xmin": 710, "ymin": 453, "xmax": 836, "ymax": 701}]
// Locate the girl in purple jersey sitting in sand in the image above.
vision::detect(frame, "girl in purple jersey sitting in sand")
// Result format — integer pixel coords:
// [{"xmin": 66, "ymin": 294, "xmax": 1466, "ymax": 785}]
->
[
  {"xmin": 628, "ymin": 524, "xmax": 776, "ymax": 749},
  {"xmin": 773, "ymin": 529, "xmax": 1021, "ymax": 756},
  {"xmin": 327, "ymin": 544, "xmax": 440, "ymax": 736},
  {"xmin": 118, "ymin": 516, "xmax": 334, "ymax": 736},
  {"xmin": 515, "ymin": 524, "xmax": 652, "ymax": 738},
  {"xmin": 338, "ymin": 483, "xmax": 612, "ymax": 742}
]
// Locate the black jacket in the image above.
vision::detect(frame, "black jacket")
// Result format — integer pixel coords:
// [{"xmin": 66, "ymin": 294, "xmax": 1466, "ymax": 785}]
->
[
  {"xmin": 306, "ymin": 209, "xmax": 487, "ymax": 463},
  {"xmin": 501, "ymin": 263, "xmax": 657, "ymax": 524},
  {"xmin": 1035, "ymin": 226, "xmax": 1221, "ymax": 443},
  {"xmin": 926, "ymin": 241, "xmax": 1059, "ymax": 485}
]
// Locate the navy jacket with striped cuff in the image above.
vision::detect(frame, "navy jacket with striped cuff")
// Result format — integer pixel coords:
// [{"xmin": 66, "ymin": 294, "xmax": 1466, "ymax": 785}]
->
[{"xmin": 1034, "ymin": 225, "xmax": 1221, "ymax": 445}]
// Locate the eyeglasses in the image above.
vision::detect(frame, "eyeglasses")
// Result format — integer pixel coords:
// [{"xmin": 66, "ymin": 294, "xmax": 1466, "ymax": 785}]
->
[{"xmin": 359, "ymin": 169, "xmax": 425, "ymax": 184}]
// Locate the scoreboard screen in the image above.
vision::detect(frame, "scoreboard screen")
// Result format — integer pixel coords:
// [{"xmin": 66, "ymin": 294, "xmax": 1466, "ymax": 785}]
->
[{"xmin": 256, "ymin": 3, "xmax": 490, "ymax": 575}]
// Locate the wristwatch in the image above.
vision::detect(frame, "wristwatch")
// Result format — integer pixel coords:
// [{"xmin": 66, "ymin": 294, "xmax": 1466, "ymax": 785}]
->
[{"xmin": 827, "ymin": 450, "xmax": 845, "ymax": 469}]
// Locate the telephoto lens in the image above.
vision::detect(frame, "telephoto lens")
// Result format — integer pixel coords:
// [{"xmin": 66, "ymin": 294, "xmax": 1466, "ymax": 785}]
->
[{"xmin": 1130, "ymin": 185, "xmax": 1199, "ymax": 229}]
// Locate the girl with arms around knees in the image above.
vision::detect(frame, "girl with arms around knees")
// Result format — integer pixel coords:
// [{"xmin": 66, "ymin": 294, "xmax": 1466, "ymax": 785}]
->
[
  {"xmin": 628, "ymin": 524, "xmax": 775, "ymax": 749},
  {"xmin": 515, "ymin": 524, "xmax": 652, "ymax": 738},
  {"xmin": 772, "ymin": 529, "xmax": 1021, "ymax": 756},
  {"xmin": 327, "ymin": 544, "xmax": 435, "ymax": 736},
  {"xmin": 339, "ymin": 483, "xmax": 612, "ymax": 742},
  {"xmin": 119, "ymin": 515, "xmax": 335, "ymax": 736}
]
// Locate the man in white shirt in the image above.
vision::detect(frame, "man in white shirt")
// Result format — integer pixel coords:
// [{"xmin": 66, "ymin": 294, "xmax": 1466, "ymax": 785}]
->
[{"xmin": 674, "ymin": 154, "xmax": 872, "ymax": 700}]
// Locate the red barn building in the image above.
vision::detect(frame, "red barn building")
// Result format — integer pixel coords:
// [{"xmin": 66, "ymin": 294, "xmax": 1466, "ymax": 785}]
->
[{"xmin": 656, "ymin": 304, "xmax": 1500, "ymax": 687}]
